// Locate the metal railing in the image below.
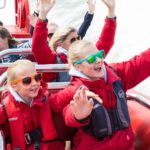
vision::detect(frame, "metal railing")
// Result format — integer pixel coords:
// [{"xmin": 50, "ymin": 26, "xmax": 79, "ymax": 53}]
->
[
  {"xmin": 0, "ymin": 48, "xmax": 70, "ymax": 90},
  {"xmin": 0, "ymin": 64, "xmax": 70, "ymax": 89},
  {"xmin": 0, "ymin": 48, "xmax": 150, "ymax": 106},
  {"xmin": 127, "ymin": 92, "xmax": 150, "ymax": 108},
  {"xmin": 0, "ymin": 48, "xmax": 32, "ymax": 58}
]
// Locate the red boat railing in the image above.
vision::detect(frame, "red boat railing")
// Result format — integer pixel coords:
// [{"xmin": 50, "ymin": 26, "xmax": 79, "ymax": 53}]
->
[{"xmin": 2, "ymin": 0, "xmax": 30, "ymax": 38}]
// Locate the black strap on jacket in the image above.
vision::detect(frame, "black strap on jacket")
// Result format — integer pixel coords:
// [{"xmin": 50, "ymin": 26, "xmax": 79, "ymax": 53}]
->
[
  {"xmin": 1, "ymin": 101, "xmax": 12, "ymax": 146},
  {"xmin": 24, "ymin": 127, "xmax": 42, "ymax": 150},
  {"xmin": 2, "ymin": 100, "xmax": 42, "ymax": 150},
  {"xmin": 82, "ymin": 80, "xmax": 130, "ymax": 140}
]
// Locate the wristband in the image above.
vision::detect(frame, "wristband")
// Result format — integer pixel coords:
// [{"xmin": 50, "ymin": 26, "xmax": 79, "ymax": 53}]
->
[
  {"xmin": 74, "ymin": 115, "xmax": 91, "ymax": 124},
  {"xmin": 39, "ymin": 18, "xmax": 48, "ymax": 23},
  {"xmin": 106, "ymin": 16, "xmax": 117, "ymax": 20}
]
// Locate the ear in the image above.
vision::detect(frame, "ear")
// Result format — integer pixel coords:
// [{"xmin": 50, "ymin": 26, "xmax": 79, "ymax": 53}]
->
[
  {"xmin": 74, "ymin": 64, "xmax": 82, "ymax": 72},
  {"xmin": 57, "ymin": 41, "xmax": 63, "ymax": 47},
  {"xmin": 11, "ymin": 84, "xmax": 18, "ymax": 92}
]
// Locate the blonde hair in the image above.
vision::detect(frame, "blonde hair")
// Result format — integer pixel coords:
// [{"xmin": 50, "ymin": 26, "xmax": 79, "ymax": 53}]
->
[
  {"xmin": 7, "ymin": 60, "xmax": 34, "ymax": 85},
  {"xmin": 47, "ymin": 22, "xmax": 58, "ymax": 32},
  {"xmin": 50, "ymin": 26, "xmax": 76, "ymax": 50},
  {"xmin": 68, "ymin": 40, "xmax": 93, "ymax": 65}
]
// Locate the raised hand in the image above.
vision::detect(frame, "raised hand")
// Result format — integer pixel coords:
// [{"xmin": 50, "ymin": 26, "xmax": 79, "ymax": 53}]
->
[
  {"xmin": 39, "ymin": 0, "xmax": 56, "ymax": 20},
  {"xmin": 102, "ymin": 0, "xmax": 115, "ymax": 18},
  {"xmin": 87, "ymin": 0, "xmax": 96, "ymax": 14},
  {"xmin": 70, "ymin": 86, "xmax": 94, "ymax": 120}
]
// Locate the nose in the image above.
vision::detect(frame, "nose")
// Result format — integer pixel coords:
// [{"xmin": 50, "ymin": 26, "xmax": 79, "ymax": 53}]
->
[
  {"xmin": 30, "ymin": 78, "xmax": 38, "ymax": 85},
  {"xmin": 95, "ymin": 57, "xmax": 103, "ymax": 63}
]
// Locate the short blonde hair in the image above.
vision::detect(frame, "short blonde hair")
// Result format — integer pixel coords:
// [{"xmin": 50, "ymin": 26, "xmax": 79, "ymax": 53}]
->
[
  {"xmin": 68, "ymin": 40, "xmax": 93, "ymax": 65},
  {"xmin": 50, "ymin": 26, "xmax": 76, "ymax": 51},
  {"xmin": 7, "ymin": 59, "xmax": 34, "ymax": 85}
]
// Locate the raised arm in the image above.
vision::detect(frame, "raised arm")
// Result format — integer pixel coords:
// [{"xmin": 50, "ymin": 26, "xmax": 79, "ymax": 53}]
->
[
  {"xmin": 32, "ymin": 0, "xmax": 57, "ymax": 81},
  {"xmin": 78, "ymin": 0, "xmax": 95, "ymax": 39},
  {"xmin": 110, "ymin": 48, "xmax": 150, "ymax": 92},
  {"xmin": 32, "ymin": 0, "xmax": 56, "ymax": 64},
  {"xmin": 96, "ymin": 0, "xmax": 116, "ymax": 56}
]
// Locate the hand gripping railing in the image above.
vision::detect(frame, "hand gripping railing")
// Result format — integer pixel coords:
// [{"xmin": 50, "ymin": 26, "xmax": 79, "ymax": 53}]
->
[{"xmin": 0, "ymin": 64, "xmax": 70, "ymax": 90}]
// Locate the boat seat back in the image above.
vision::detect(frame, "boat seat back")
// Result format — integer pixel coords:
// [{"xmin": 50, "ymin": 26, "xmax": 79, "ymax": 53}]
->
[{"xmin": 128, "ymin": 100, "xmax": 150, "ymax": 150}]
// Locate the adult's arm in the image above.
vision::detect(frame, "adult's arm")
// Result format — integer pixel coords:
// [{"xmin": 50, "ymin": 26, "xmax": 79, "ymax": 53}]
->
[
  {"xmin": 78, "ymin": 12, "xmax": 94, "ymax": 39},
  {"xmin": 78, "ymin": 0, "xmax": 95, "ymax": 39}
]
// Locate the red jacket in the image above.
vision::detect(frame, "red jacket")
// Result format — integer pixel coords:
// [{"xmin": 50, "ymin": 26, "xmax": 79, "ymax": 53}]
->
[
  {"xmin": 50, "ymin": 48, "xmax": 150, "ymax": 150},
  {"xmin": 32, "ymin": 18, "xmax": 116, "ymax": 81},
  {"xmin": 0, "ymin": 88, "xmax": 65, "ymax": 150}
]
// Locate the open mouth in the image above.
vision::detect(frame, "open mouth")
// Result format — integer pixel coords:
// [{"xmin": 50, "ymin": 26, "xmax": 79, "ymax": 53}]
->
[
  {"xmin": 30, "ymin": 87, "xmax": 39, "ymax": 93},
  {"xmin": 94, "ymin": 66, "xmax": 102, "ymax": 71}
]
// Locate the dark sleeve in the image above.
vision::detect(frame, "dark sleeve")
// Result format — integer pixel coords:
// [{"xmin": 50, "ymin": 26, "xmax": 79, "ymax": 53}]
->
[
  {"xmin": 78, "ymin": 12, "xmax": 94, "ymax": 39},
  {"xmin": 30, "ymin": 25, "xmax": 34, "ymax": 37}
]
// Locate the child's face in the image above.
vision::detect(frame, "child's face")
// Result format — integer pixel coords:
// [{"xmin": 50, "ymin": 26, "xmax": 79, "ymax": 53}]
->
[
  {"xmin": 12, "ymin": 65, "xmax": 41, "ymax": 103},
  {"xmin": 74, "ymin": 44, "xmax": 105, "ymax": 80}
]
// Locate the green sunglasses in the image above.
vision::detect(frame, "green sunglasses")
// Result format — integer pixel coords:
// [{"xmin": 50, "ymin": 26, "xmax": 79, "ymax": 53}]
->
[{"xmin": 75, "ymin": 50, "xmax": 105, "ymax": 64}]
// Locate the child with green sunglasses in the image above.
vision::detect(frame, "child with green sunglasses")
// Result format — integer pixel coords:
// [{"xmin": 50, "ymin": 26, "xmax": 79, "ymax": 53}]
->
[{"xmin": 50, "ymin": 40, "xmax": 150, "ymax": 150}]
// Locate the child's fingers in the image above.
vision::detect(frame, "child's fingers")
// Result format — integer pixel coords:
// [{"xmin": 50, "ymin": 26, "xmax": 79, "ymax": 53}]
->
[
  {"xmin": 88, "ymin": 98, "xmax": 94, "ymax": 108},
  {"xmin": 73, "ymin": 91, "xmax": 80, "ymax": 103}
]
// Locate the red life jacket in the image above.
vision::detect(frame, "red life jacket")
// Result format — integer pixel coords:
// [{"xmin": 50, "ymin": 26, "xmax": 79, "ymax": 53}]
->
[{"xmin": 2, "ymin": 91, "xmax": 57, "ymax": 150}]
